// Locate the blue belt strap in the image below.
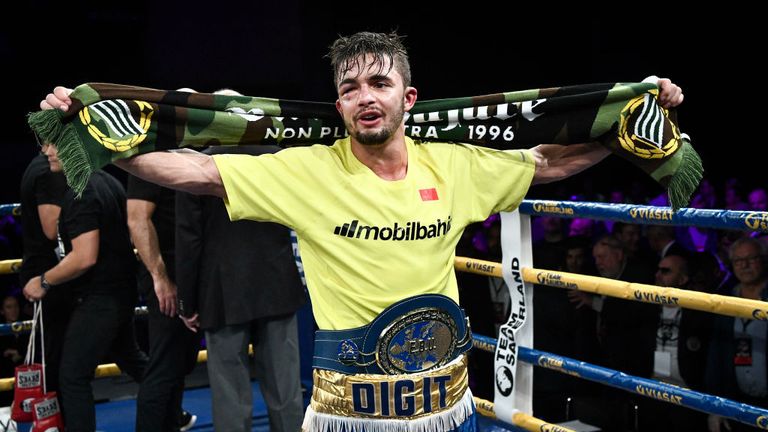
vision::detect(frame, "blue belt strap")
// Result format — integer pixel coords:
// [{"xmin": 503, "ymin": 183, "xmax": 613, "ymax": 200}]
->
[{"xmin": 313, "ymin": 294, "xmax": 472, "ymax": 375}]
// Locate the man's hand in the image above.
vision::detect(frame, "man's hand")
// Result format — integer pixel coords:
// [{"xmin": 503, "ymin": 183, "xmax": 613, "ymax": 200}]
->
[
  {"xmin": 41, "ymin": 86, "xmax": 73, "ymax": 111},
  {"xmin": 567, "ymin": 290, "xmax": 593, "ymax": 309},
  {"xmin": 179, "ymin": 313, "xmax": 200, "ymax": 333},
  {"xmin": 153, "ymin": 275, "xmax": 178, "ymax": 317},
  {"xmin": 657, "ymin": 78, "xmax": 684, "ymax": 109},
  {"xmin": 23, "ymin": 276, "xmax": 47, "ymax": 301}
]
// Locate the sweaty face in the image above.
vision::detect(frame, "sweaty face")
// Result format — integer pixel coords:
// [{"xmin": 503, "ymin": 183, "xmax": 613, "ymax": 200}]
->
[{"xmin": 335, "ymin": 54, "xmax": 410, "ymax": 146}]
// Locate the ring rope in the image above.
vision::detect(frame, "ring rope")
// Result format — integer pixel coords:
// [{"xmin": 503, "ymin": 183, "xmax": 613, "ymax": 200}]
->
[
  {"xmin": 0, "ymin": 203, "xmax": 19, "ymax": 217},
  {"xmin": 0, "ymin": 259, "xmax": 21, "ymax": 275},
  {"xmin": 454, "ymin": 257, "xmax": 768, "ymax": 321},
  {"xmin": 472, "ymin": 397, "xmax": 576, "ymax": 432},
  {"xmin": 520, "ymin": 200, "xmax": 768, "ymax": 232},
  {"xmin": 0, "ymin": 306, "xmax": 148, "ymax": 336},
  {"xmin": 473, "ymin": 334, "xmax": 768, "ymax": 430}
]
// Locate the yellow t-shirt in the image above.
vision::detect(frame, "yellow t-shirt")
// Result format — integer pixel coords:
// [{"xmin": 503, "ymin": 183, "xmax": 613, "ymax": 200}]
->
[{"xmin": 213, "ymin": 137, "xmax": 534, "ymax": 330}]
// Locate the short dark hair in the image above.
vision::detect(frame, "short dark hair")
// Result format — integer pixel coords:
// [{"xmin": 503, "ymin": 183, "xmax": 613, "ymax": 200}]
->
[{"xmin": 327, "ymin": 31, "xmax": 412, "ymax": 88}]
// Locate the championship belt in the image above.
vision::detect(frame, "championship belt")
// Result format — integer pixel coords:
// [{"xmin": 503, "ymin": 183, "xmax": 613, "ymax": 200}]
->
[
  {"xmin": 313, "ymin": 294, "xmax": 472, "ymax": 375},
  {"xmin": 307, "ymin": 295, "xmax": 477, "ymax": 429}
]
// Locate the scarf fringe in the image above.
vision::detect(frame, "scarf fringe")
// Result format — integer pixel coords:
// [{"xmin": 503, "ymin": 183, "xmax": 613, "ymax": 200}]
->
[
  {"xmin": 28, "ymin": 110, "xmax": 93, "ymax": 197},
  {"xmin": 302, "ymin": 389, "xmax": 474, "ymax": 432},
  {"xmin": 667, "ymin": 135, "xmax": 703, "ymax": 211}
]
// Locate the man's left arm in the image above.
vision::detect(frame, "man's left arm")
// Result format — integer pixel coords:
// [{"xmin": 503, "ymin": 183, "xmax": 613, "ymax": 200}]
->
[
  {"xmin": 529, "ymin": 143, "xmax": 610, "ymax": 185},
  {"xmin": 127, "ymin": 198, "xmax": 177, "ymax": 317},
  {"xmin": 530, "ymin": 78, "xmax": 685, "ymax": 185}
]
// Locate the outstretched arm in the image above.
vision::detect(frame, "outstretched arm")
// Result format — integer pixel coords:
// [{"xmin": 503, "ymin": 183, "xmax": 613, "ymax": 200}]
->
[
  {"xmin": 115, "ymin": 151, "xmax": 226, "ymax": 198},
  {"xmin": 41, "ymin": 87, "xmax": 225, "ymax": 198},
  {"xmin": 530, "ymin": 143, "xmax": 610, "ymax": 185}
]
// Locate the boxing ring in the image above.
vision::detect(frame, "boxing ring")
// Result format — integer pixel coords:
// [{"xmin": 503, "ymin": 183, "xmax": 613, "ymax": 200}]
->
[{"xmin": 2, "ymin": 199, "xmax": 768, "ymax": 431}]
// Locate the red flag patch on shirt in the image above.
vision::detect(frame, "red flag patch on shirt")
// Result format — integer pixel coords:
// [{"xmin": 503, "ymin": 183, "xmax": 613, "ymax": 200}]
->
[{"xmin": 419, "ymin": 188, "xmax": 439, "ymax": 201}]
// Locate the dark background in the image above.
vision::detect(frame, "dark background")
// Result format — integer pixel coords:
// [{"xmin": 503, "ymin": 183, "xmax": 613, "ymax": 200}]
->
[{"xmin": 0, "ymin": 3, "xmax": 759, "ymax": 204}]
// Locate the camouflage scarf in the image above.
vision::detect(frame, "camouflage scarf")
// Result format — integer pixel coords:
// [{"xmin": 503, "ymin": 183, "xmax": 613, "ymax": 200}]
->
[{"xmin": 28, "ymin": 82, "xmax": 701, "ymax": 209}]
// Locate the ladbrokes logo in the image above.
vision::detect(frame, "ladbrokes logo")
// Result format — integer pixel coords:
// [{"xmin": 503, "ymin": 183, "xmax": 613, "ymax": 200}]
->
[{"xmin": 333, "ymin": 216, "xmax": 452, "ymax": 241}]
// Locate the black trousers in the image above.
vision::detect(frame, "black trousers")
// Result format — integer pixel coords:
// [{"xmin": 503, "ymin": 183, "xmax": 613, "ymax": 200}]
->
[
  {"xmin": 135, "ymin": 290, "xmax": 200, "ymax": 432},
  {"xmin": 42, "ymin": 284, "xmax": 74, "ymax": 395},
  {"xmin": 59, "ymin": 290, "xmax": 147, "ymax": 432}
]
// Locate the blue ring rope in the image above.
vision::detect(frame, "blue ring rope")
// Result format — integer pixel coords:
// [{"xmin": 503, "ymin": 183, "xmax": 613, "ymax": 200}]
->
[{"xmin": 473, "ymin": 333, "xmax": 768, "ymax": 429}]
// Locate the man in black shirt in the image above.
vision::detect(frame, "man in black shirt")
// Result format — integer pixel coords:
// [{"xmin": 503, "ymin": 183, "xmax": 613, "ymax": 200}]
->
[
  {"xmin": 19, "ymin": 152, "xmax": 69, "ymax": 394},
  {"xmin": 127, "ymin": 175, "xmax": 199, "ymax": 432},
  {"xmin": 19, "ymin": 153, "xmax": 66, "ymax": 285},
  {"xmin": 24, "ymin": 142, "xmax": 147, "ymax": 432}
]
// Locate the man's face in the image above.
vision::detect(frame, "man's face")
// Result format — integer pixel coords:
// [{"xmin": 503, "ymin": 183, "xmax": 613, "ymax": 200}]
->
[
  {"xmin": 569, "ymin": 218, "xmax": 593, "ymax": 237},
  {"xmin": 335, "ymin": 54, "xmax": 416, "ymax": 146},
  {"xmin": 616, "ymin": 225, "xmax": 641, "ymax": 252},
  {"xmin": 42, "ymin": 143, "xmax": 62, "ymax": 172},
  {"xmin": 2, "ymin": 297, "xmax": 19, "ymax": 322},
  {"xmin": 565, "ymin": 248, "xmax": 586, "ymax": 273},
  {"xmin": 732, "ymin": 242, "xmax": 766, "ymax": 285},
  {"xmin": 655, "ymin": 255, "xmax": 688, "ymax": 288},
  {"xmin": 593, "ymin": 244, "xmax": 624, "ymax": 279}
]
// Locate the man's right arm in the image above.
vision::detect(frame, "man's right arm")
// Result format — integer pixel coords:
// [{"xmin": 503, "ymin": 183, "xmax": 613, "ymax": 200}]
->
[
  {"xmin": 115, "ymin": 152, "xmax": 226, "ymax": 198},
  {"xmin": 41, "ymin": 87, "xmax": 226, "ymax": 198},
  {"xmin": 37, "ymin": 204, "xmax": 60, "ymax": 240}
]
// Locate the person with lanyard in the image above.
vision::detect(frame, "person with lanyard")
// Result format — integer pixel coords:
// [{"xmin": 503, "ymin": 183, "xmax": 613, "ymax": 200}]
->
[
  {"xmin": 707, "ymin": 237, "xmax": 768, "ymax": 432},
  {"xmin": 23, "ymin": 142, "xmax": 148, "ymax": 432},
  {"xmin": 39, "ymin": 31, "xmax": 684, "ymax": 431},
  {"xmin": 18, "ymin": 147, "xmax": 70, "ymax": 400}
]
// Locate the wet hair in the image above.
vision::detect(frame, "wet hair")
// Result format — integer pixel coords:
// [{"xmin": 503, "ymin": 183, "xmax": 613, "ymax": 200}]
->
[{"xmin": 327, "ymin": 31, "xmax": 412, "ymax": 88}]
